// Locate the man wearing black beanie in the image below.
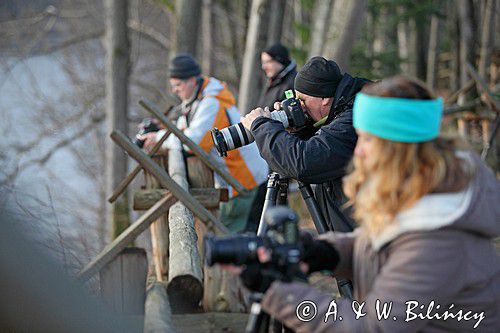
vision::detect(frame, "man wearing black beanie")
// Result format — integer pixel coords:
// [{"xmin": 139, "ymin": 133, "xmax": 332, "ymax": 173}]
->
[
  {"xmin": 241, "ymin": 56, "xmax": 371, "ymax": 234},
  {"xmin": 258, "ymin": 43, "xmax": 297, "ymax": 110}
]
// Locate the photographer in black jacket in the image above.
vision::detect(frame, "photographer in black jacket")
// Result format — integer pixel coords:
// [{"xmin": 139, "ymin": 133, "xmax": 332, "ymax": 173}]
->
[
  {"xmin": 241, "ymin": 57, "xmax": 370, "ymax": 232},
  {"xmin": 258, "ymin": 43, "xmax": 297, "ymax": 110}
]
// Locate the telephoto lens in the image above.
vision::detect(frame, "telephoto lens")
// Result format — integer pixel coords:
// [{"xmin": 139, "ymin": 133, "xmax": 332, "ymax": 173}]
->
[
  {"xmin": 211, "ymin": 90, "xmax": 309, "ymax": 157},
  {"xmin": 203, "ymin": 234, "xmax": 264, "ymax": 266}
]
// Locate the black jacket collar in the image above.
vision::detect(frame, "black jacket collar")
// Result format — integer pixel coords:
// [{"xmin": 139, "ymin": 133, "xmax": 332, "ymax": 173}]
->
[{"xmin": 326, "ymin": 73, "xmax": 370, "ymax": 123}]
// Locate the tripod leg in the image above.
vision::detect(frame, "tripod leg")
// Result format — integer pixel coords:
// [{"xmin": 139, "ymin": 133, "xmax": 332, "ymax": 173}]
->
[
  {"xmin": 257, "ymin": 173, "xmax": 281, "ymax": 236},
  {"xmin": 298, "ymin": 182, "xmax": 328, "ymax": 234},
  {"xmin": 245, "ymin": 302, "xmax": 271, "ymax": 333},
  {"xmin": 337, "ymin": 278, "xmax": 354, "ymax": 300},
  {"xmin": 298, "ymin": 182, "xmax": 355, "ymax": 299}
]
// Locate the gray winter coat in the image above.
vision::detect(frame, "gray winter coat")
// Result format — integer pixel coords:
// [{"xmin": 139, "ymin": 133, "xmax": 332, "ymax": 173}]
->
[{"xmin": 262, "ymin": 153, "xmax": 500, "ymax": 332}]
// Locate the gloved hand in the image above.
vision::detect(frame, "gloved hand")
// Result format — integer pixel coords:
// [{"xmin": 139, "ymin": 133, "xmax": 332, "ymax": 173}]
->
[
  {"xmin": 300, "ymin": 231, "xmax": 340, "ymax": 274},
  {"xmin": 239, "ymin": 263, "xmax": 276, "ymax": 293}
]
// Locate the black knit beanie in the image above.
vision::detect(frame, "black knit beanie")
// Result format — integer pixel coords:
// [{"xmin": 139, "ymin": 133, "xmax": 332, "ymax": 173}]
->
[
  {"xmin": 294, "ymin": 57, "xmax": 342, "ymax": 97},
  {"xmin": 263, "ymin": 43, "xmax": 291, "ymax": 67},
  {"xmin": 169, "ymin": 53, "xmax": 201, "ymax": 79}
]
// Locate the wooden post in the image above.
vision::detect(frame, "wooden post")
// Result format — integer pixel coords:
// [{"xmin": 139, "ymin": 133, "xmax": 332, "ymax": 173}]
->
[
  {"xmin": 145, "ymin": 155, "xmax": 170, "ymax": 282},
  {"xmin": 133, "ymin": 188, "xmax": 228, "ymax": 210},
  {"xmin": 144, "ymin": 282, "xmax": 176, "ymax": 333},
  {"xmin": 166, "ymin": 149, "xmax": 203, "ymax": 311},
  {"xmin": 100, "ymin": 247, "xmax": 148, "ymax": 315},
  {"xmin": 457, "ymin": 118, "xmax": 470, "ymax": 138},
  {"xmin": 187, "ymin": 157, "xmax": 249, "ymax": 313}
]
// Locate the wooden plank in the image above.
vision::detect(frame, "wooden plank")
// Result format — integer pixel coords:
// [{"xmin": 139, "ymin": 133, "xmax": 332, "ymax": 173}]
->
[
  {"xmin": 108, "ymin": 129, "xmax": 172, "ymax": 203},
  {"xmin": 100, "ymin": 248, "xmax": 148, "ymax": 315},
  {"xmin": 171, "ymin": 313, "xmax": 249, "ymax": 333},
  {"xmin": 77, "ymin": 194, "xmax": 177, "ymax": 282},
  {"xmin": 121, "ymin": 248, "xmax": 148, "ymax": 314},
  {"xmin": 133, "ymin": 188, "xmax": 228, "ymax": 210},
  {"xmin": 146, "ymin": 156, "xmax": 169, "ymax": 282},
  {"xmin": 446, "ymin": 79, "xmax": 475, "ymax": 105},
  {"xmin": 110, "ymin": 130, "xmax": 229, "ymax": 235},
  {"xmin": 100, "ymin": 252, "xmax": 123, "ymax": 312},
  {"xmin": 144, "ymin": 282, "xmax": 176, "ymax": 333},
  {"xmin": 138, "ymin": 99, "xmax": 249, "ymax": 196}
]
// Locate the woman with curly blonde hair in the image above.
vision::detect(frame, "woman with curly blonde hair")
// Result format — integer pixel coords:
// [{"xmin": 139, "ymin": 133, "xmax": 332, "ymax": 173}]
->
[{"xmin": 259, "ymin": 76, "xmax": 500, "ymax": 332}]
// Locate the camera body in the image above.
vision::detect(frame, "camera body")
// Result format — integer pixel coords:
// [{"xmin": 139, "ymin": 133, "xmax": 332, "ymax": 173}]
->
[
  {"xmin": 133, "ymin": 118, "xmax": 161, "ymax": 148},
  {"xmin": 211, "ymin": 91, "xmax": 310, "ymax": 157},
  {"xmin": 204, "ymin": 206, "xmax": 302, "ymax": 281}
]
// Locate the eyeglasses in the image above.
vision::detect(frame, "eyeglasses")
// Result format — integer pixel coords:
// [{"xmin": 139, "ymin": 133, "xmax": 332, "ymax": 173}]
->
[{"xmin": 170, "ymin": 80, "xmax": 188, "ymax": 89}]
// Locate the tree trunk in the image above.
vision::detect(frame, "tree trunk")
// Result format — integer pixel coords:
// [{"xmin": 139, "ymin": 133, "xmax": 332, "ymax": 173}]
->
[
  {"xmin": 174, "ymin": 0, "xmax": 202, "ymax": 56},
  {"xmin": 397, "ymin": 7, "xmax": 409, "ymax": 73},
  {"xmin": 478, "ymin": 0, "xmax": 497, "ymax": 83},
  {"xmin": 309, "ymin": 0, "xmax": 333, "ymax": 58},
  {"xmin": 323, "ymin": 0, "xmax": 346, "ymax": 61},
  {"xmin": 266, "ymin": 0, "xmax": 286, "ymax": 45},
  {"xmin": 457, "ymin": 0, "xmax": 475, "ymax": 89},
  {"xmin": 105, "ymin": 0, "xmax": 131, "ymax": 239},
  {"xmin": 238, "ymin": 0, "xmax": 269, "ymax": 115},
  {"xmin": 330, "ymin": 0, "xmax": 367, "ymax": 72},
  {"xmin": 201, "ymin": 0, "xmax": 213, "ymax": 74},
  {"xmin": 449, "ymin": 3, "xmax": 460, "ymax": 92},
  {"xmin": 426, "ymin": 13, "xmax": 441, "ymax": 89}
]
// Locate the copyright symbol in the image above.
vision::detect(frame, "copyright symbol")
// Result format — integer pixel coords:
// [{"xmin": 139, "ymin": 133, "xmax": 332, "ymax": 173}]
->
[{"xmin": 296, "ymin": 300, "xmax": 317, "ymax": 322}]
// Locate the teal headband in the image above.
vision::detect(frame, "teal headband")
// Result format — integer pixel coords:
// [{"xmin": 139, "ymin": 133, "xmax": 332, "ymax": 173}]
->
[{"xmin": 353, "ymin": 92, "xmax": 443, "ymax": 142}]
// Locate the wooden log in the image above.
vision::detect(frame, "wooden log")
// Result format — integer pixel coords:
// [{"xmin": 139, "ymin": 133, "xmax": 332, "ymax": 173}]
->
[
  {"xmin": 110, "ymin": 130, "xmax": 229, "ymax": 235},
  {"xmin": 100, "ymin": 247, "xmax": 148, "ymax": 315},
  {"xmin": 166, "ymin": 148, "xmax": 203, "ymax": 312},
  {"xmin": 138, "ymin": 99, "xmax": 249, "ymax": 196},
  {"xmin": 77, "ymin": 194, "xmax": 177, "ymax": 282},
  {"xmin": 186, "ymin": 157, "xmax": 248, "ymax": 313},
  {"xmin": 444, "ymin": 99, "xmax": 482, "ymax": 115},
  {"xmin": 133, "ymin": 188, "xmax": 228, "ymax": 210},
  {"xmin": 144, "ymin": 282, "xmax": 176, "ymax": 333}
]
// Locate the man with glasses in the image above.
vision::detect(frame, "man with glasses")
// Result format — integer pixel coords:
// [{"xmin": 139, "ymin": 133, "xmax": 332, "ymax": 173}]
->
[
  {"xmin": 241, "ymin": 57, "xmax": 371, "ymax": 233},
  {"xmin": 140, "ymin": 53, "xmax": 268, "ymax": 233}
]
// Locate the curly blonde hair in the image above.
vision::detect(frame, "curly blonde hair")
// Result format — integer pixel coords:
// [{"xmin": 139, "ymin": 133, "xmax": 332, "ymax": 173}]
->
[{"xmin": 343, "ymin": 76, "xmax": 472, "ymax": 237}]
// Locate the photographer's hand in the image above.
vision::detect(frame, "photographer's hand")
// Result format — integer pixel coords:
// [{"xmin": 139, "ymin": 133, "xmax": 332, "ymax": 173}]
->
[
  {"xmin": 301, "ymin": 238, "xmax": 340, "ymax": 274},
  {"xmin": 241, "ymin": 107, "xmax": 272, "ymax": 131},
  {"xmin": 137, "ymin": 132, "xmax": 158, "ymax": 149}
]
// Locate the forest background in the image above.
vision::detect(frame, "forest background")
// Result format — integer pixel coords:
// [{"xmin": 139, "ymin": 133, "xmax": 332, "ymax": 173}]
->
[{"xmin": 0, "ymin": 0, "xmax": 498, "ymax": 278}]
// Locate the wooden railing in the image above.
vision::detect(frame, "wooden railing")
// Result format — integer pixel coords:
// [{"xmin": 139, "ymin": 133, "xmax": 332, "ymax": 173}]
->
[{"xmin": 78, "ymin": 99, "xmax": 249, "ymax": 332}]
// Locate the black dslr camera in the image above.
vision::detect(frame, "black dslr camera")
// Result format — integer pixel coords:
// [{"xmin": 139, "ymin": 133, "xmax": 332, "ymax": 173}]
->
[
  {"xmin": 204, "ymin": 206, "xmax": 304, "ymax": 285},
  {"xmin": 210, "ymin": 90, "xmax": 310, "ymax": 157},
  {"xmin": 133, "ymin": 118, "xmax": 161, "ymax": 148}
]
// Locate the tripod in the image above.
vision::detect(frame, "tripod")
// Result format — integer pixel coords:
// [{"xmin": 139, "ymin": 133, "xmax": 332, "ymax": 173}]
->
[
  {"xmin": 246, "ymin": 172, "xmax": 354, "ymax": 333},
  {"xmin": 257, "ymin": 172, "xmax": 353, "ymax": 297}
]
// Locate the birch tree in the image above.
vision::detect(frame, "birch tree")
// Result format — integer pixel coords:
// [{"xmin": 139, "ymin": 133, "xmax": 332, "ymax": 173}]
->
[{"xmin": 105, "ymin": 0, "xmax": 131, "ymax": 239}]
